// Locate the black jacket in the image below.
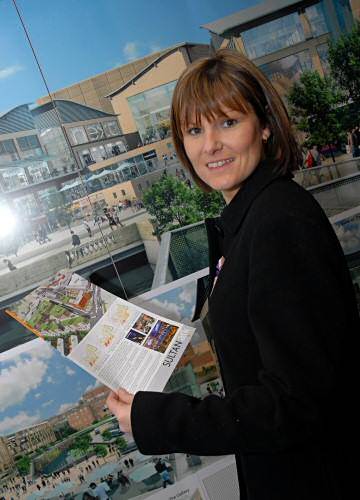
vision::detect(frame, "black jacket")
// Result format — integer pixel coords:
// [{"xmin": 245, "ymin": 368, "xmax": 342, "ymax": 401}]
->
[{"xmin": 131, "ymin": 162, "xmax": 359, "ymax": 499}]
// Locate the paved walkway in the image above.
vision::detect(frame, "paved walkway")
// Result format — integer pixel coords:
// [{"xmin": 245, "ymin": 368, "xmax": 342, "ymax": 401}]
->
[{"xmin": 0, "ymin": 209, "xmax": 149, "ymax": 276}]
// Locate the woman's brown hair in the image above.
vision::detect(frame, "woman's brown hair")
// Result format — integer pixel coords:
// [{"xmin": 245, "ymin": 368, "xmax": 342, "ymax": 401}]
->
[{"xmin": 170, "ymin": 49, "xmax": 302, "ymax": 191}]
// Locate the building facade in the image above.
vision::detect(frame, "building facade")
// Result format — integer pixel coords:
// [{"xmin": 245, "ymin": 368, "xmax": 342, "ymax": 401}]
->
[
  {"xmin": 202, "ymin": 0, "xmax": 355, "ymax": 97},
  {"xmin": 0, "ymin": 437, "xmax": 14, "ymax": 474},
  {"xmin": 0, "ymin": 100, "xmax": 146, "ymax": 237},
  {"xmin": 81, "ymin": 385, "xmax": 111, "ymax": 421},
  {"xmin": 6, "ymin": 422, "xmax": 56, "ymax": 457}
]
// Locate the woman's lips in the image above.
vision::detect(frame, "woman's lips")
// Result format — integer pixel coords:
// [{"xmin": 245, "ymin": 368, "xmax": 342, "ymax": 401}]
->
[{"xmin": 207, "ymin": 158, "xmax": 234, "ymax": 169}]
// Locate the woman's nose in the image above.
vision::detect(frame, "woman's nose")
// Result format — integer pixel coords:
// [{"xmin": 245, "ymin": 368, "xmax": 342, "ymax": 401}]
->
[{"xmin": 202, "ymin": 129, "xmax": 223, "ymax": 155}]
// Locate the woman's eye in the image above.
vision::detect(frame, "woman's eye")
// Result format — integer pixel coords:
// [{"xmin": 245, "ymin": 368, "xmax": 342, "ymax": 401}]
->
[
  {"xmin": 222, "ymin": 119, "xmax": 238, "ymax": 128},
  {"xmin": 188, "ymin": 127, "xmax": 201, "ymax": 136}
]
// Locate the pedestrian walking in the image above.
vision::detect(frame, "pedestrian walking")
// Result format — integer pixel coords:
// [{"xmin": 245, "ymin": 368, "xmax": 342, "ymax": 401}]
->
[
  {"xmin": 3, "ymin": 258, "xmax": 16, "ymax": 271},
  {"xmin": 83, "ymin": 220, "xmax": 92, "ymax": 238}
]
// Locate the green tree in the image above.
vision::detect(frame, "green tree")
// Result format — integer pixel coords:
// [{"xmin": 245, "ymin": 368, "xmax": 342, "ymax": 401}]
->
[
  {"xmin": 16, "ymin": 455, "xmax": 31, "ymax": 475},
  {"xmin": 143, "ymin": 174, "xmax": 199, "ymax": 236},
  {"xmin": 287, "ymin": 70, "xmax": 345, "ymax": 162},
  {"xmin": 101, "ymin": 429, "xmax": 112, "ymax": 441},
  {"xmin": 328, "ymin": 21, "xmax": 360, "ymax": 118},
  {"xmin": 94, "ymin": 444, "xmax": 108, "ymax": 458},
  {"xmin": 115, "ymin": 436, "xmax": 128, "ymax": 453},
  {"xmin": 143, "ymin": 174, "xmax": 224, "ymax": 236},
  {"xmin": 193, "ymin": 187, "xmax": 225, "ymax": 218},
  {"xmin": 70, "ymin": 433, "xmax": 92, "ymax": 454}
]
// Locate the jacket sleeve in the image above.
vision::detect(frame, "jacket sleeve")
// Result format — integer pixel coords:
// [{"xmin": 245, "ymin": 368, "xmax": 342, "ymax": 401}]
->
[{"xmin": 131, "ymin": 213, "xmax": 354, "ymax": 456}]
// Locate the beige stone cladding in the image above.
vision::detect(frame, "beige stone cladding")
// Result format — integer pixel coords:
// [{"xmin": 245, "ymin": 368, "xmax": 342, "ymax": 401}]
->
[
  {"xmin": 350, "ymin": 0, "xmax": 360, "ymax": 19},
  {"xmin": 6, "ymin": 422, "xmax": 56, "ymax": 457},
  {"xmin": 37, "ymin": 50, "xmax": 167, "ymax": 114},
  {"xmin": 0, "ymin": 436, "xmax": 14, "ymax": 473}
]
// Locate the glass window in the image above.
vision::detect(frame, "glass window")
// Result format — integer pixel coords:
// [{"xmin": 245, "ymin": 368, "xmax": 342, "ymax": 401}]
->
[
  {"xmin": 1, "ymin": 167, "xmax": 28, "ymax": 191},
  {"xmin": 242, "ymin": 12, "xmax": 305, "ymax": 59},
  {"xmin": 85, "ymin": 123, "xmax": 105, "ymax": 142},
  {"xmin": 68, "ymin": 126, "xmax": 88, "ymax": 145},
  {"xmin": 260, "ymin": 50, "xmax": 312, "ymax": 97},
  {"xmin": 16, "ymin": 134, "xmax": 41, "ymax": 151},
  {"xmin": 103, "ymin": 120, "xmax": 122, "ymax": 137},
  {"xmin": 39, "ymin": 126, "xmax": 76, "ymax": 172},
  {"xmin": 317, "ymin": 43, "xmax": 330, "ymax": 74},
  {"xmin": 90, "ymin": 145, "xmax": 107, "ymax": 162},
  {"xmin": 128, "ymin": 81, "xmax": 176, "ymax": 143},
  {"xmin": 306, "ymin": 3, "xmax": 329, "ymax": 37},
  {"xmin": 27, "ymin": 162, "xmax": 51, "ymax": 182},
  {"xmin": 0, "ymin": 139, "xmax": 19, "ymax": 162}
]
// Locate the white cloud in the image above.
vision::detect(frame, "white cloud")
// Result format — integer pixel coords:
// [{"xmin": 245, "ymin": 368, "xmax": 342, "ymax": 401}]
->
[
  {"xmin": 57, "ymin": 402, "xmax": 76, "ymax": 414},
  {"xmin": 84, "ymin": 381, "xmax": 101, "ymax": 394},
  {"xmin": 65, "ymin": 366, "xmax": 76, "ymax": 376},
  {"xmin": 31, "ymin": 342, "xmax": 54, "ymax": 360},
  {"xmin": 41, "ymin": 400, "xmax": 54, "ymax": 408},
  {"xmin": 0, "ymin": 357, "xmax": 49, "ymax": 412},
  {"xmin": 34, "ymin": 393, "xmax": 41, "ymax": 399},
  {"xmin": 0, "ymin": 64, "xmax": 24, "ymax": 80},
  {"xmin": 0, "ymin": 411, "xmax": 40, "ymax": 435},
  {"xmin": 47, "ymin": 376, "xmax": 55, "ymax": 384},
  {"xmin": 123, "ymin": 42, "xmax": 140, "ymax": 61},
  {"xmin": 179, "ymin": 284, "xmax": 196, "ymax": 305}
]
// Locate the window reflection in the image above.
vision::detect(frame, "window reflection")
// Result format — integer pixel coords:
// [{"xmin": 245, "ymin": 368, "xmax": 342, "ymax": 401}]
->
[
  {"xmin": 260, "ymin": 50, "xmax": 312, "ymax": 97},
  {"xmin": 317, "ymin": 43, "xmax": 330, "ymax": 74},
  {"xmin": 128, "ymin": 81, "xmax": 176, "ymax": 144},
  {"xmin": 306, "ymin": 3, "xmax": 329, "ymax": 37},
  {"xmin": 242, "ymin": 12, "xmax": 305, "ymax": 59},
  {"xmin": 0, "ymin": 139, "xmax": 19, "ymax": 161}
]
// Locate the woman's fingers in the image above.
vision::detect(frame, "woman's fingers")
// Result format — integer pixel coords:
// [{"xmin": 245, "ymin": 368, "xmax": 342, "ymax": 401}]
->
[{"xmin": 116, "ymin": 387, "xmax": 134, "ymax": 404}]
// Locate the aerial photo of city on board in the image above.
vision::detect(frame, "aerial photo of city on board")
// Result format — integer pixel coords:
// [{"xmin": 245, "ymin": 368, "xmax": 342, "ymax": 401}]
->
[{"xmin": 5, "ymin": 271, "xmax": 115, "ymax": 356}]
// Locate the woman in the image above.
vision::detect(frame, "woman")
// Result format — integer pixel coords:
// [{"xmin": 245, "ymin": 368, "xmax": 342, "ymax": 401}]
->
[{"xmin": 107, "ymin": 50, "xmax": 359, "ymax": 499}]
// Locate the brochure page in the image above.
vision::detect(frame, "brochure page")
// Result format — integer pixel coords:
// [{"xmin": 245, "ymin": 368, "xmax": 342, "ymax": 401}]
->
[{"xmin": 5, "ymin": 270, "xmax": 195, "ymax": 393}]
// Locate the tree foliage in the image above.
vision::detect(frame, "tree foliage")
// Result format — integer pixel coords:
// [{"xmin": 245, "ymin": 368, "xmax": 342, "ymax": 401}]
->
[
  {"xmin": 328, "ymin": 21, "xmax": 360, "ymax": 112},
  {"xmin": 94, "ymin": 444, "xmax": 108, "ymax": 458},
  {"xmin": 142, "ymin": 174, "xmax": 225, "ymax": 236},
  {"xmin": 287, "ymin": 70, "xmax": 345, "ymax": 153},
  {"xmin": 101, "ymin": 429, "xmax": 112, "ymax": 441},
  {"xmin": 115, "ymin": 436, "xmax": 128, "ymax": 453},
  {"xmin": 70, "ymin": 433, "xmax": 92, "ymax": 454},
  {"xmin": 16, "ymin": 455, "xmax": 31, "ymax": 475}
]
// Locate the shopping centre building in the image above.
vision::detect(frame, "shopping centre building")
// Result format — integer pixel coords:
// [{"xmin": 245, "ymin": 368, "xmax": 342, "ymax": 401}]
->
[
  {"xmin": 203, "ymin": 0, "xmax": 357, "ymax": 97},
  {"xmin": 1, "ymin": 2, "xmax": 358, "ymax": 233}
]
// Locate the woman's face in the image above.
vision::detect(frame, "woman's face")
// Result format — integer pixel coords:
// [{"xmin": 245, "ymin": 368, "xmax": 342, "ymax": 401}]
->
[{"xmin": 182, "ymin": 108, "xmax": 270, "ymax": 203}]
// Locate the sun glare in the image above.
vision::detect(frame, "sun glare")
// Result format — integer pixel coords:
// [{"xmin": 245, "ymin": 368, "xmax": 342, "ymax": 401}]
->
[{"xmin": 0, "ymin": 206, "xmax": 17, "ymax": 239}]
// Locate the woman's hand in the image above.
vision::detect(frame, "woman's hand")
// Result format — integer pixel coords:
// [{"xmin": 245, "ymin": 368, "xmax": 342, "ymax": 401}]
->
[{"xmin": 106, "ymin": 388, "xmax": 135, "ymax": 434}]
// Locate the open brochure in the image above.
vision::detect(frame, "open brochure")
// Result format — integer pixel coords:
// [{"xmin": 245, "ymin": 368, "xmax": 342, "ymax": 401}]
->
[{"xmin": 5, "ymin": 270, "xmax": 195, "ymax": 393}]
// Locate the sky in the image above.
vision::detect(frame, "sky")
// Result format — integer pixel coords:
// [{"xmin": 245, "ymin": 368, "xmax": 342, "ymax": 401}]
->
[
  {"xmin": 0, "ymin": 339, "xmax": 97, "ymax": 436},
  {"xmin": 0, "ymin": 0, "xmax": 260, "ymax": 113}
]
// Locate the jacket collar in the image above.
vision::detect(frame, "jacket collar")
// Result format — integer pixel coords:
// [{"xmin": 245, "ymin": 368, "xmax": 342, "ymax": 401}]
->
[{"xmin": 220, "ymin": 159, "xmax": 291, "ymax": 238}]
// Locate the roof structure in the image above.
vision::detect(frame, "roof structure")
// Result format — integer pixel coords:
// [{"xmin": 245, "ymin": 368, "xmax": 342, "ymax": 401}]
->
[
  {"xmin": 32, "ymin": 99, "xmax": 116, "ymax": 129},
  {"xmin": 0, "ymin": 104, "xmax": 36, "ymax": 135},
  {"xmin": 106, "ymin": 42, "xmax": 210, "ymax": 99},
  {"xmin": 201, "ymin": 0, "xmax": 310, "ymax": 36}
]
